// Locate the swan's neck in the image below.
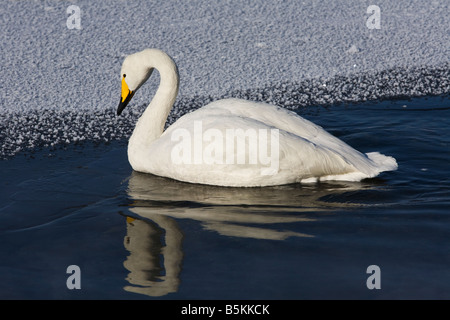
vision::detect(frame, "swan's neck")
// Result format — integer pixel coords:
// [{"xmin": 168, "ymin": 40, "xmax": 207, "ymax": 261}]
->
[{"xmin": 128, "ymin": 50, "xmax": 179, "ymax": 168}]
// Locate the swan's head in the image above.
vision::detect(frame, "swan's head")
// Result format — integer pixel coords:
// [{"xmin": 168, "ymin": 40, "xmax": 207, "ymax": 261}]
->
[{"xmin": 117, "ymin": 51, "xmax": 154, "ymax": 116}]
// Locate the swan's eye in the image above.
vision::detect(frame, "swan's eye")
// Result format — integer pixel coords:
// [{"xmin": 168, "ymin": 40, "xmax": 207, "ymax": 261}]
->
[{"xmin": 123, "ymin": 74, "xmax": 126, "ymax": 78}]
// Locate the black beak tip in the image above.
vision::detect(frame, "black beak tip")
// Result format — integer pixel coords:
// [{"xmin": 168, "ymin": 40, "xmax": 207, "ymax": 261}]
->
[
  {"xmin": 117, "ymin": 98, "xmax": 127, "ymax": 116},
  {"xmin": 117, "ymin": 105, "xmax": 123, "ymax": 116},
  {"xmin": 117, "ymin": 91, "xmax": 134, "ymax": 116}
]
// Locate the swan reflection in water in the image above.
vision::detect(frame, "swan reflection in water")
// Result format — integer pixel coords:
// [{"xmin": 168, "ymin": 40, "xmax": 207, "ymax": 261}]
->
[
  {"xmin": 123, "ymin": 215, "xmax": 183, "ymax": 297},
  {"xmin": 122, "ymin": 171, "xmax": 376, "ymax": 297}
]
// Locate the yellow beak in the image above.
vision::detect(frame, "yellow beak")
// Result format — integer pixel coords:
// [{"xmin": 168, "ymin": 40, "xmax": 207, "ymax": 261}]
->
[{"xmin": 117, "ymin": 76, "xmax": 134, "ymax": 116}]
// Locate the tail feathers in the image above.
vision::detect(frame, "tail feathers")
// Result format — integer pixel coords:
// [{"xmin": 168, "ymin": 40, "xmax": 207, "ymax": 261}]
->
[{"xmin": 366, "ymin": 152, "xmax": 398, "ymax": 173}]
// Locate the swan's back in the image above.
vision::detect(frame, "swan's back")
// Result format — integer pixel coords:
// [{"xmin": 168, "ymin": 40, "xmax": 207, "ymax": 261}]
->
[{"xmin": 142, "ymin": 98, "xmax": 397, "ymax": 186}]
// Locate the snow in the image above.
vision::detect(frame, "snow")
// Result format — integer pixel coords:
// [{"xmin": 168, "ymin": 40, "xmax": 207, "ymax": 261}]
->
[{"xmin": 0, "ymin": 0, "xmax": 449, "ymax": 158}]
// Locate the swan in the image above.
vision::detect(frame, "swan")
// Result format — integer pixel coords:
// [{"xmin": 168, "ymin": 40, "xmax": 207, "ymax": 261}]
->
[{"xmin": 117, "ymin": 49, "xmax": 397, "ymax": 187}]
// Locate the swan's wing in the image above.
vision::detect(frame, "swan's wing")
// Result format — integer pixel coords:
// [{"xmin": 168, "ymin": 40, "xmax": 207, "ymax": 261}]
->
[
  {"xmin": 149, "ymin": 114, "xmax": 364, "ymax": 186},
  {"xmin": 184, "ymin": 98, "xmax": 395, "ymax": 176},
  {"xmin": 144, "ymin": 98, "xmax": 396, "ymax": 186},
  {"xmin": 201, "ymin": 98, "xmax": 324, "ymax": 140}
]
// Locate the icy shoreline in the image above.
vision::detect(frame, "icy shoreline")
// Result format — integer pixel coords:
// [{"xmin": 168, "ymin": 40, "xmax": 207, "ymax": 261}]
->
[{"xmin": 1, "ymin": 63, "xmax": 448, "ymax": 159}]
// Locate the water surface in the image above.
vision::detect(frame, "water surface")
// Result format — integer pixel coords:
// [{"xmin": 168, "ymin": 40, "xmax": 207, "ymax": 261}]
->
[{"xmin": 0, "ymin": 94, "xmax": 449, "ymax": 299}]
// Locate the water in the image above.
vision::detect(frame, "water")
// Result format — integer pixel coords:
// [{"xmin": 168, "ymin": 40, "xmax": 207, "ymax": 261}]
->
[{"xmin": 0, "ymin": 94, "xmax": 449, "ymax": 299}]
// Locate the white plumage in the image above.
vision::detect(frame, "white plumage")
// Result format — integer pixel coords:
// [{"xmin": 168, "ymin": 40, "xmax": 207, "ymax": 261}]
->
[{"xmin": 117, "ymin": 49, "xmax": 397, "ymax": 187}]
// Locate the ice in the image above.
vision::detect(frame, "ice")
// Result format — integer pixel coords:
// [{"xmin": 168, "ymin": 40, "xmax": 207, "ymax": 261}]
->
[
  {"xmin": 0, "ymin": 0, "xmax": 449, "ymax": 158},
  {"xmin": 346, "ymin": 45, "xmax": 360, "ymax": 54}
]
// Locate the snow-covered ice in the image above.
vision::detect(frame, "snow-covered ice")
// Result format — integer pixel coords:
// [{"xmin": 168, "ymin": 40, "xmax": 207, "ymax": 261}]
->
[{"xmin": 1, "ymin": 0, "xmax": 449, "ymax": 158}]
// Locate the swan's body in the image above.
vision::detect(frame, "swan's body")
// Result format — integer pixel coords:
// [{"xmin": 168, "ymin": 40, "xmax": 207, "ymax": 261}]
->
[{"xmin": 117, "ymin": 49, "xmax": 397, "ymax": 187}]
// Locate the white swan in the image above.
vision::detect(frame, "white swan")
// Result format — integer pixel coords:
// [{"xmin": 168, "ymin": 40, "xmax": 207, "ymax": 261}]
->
[{"xmin": 117, "ymin": 49, "xmax": 397, "ymax": 187}]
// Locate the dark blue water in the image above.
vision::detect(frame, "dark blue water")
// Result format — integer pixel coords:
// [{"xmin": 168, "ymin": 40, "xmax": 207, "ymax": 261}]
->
[{"xmin": 0, "ymin": 94, "xmax": 449, "ymax": 299}]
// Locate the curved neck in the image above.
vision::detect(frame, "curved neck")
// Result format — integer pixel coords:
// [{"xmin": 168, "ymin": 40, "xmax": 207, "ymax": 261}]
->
[{"xmin": 129, "ymin": 50, "xmax": 179, "ymax": 163}]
